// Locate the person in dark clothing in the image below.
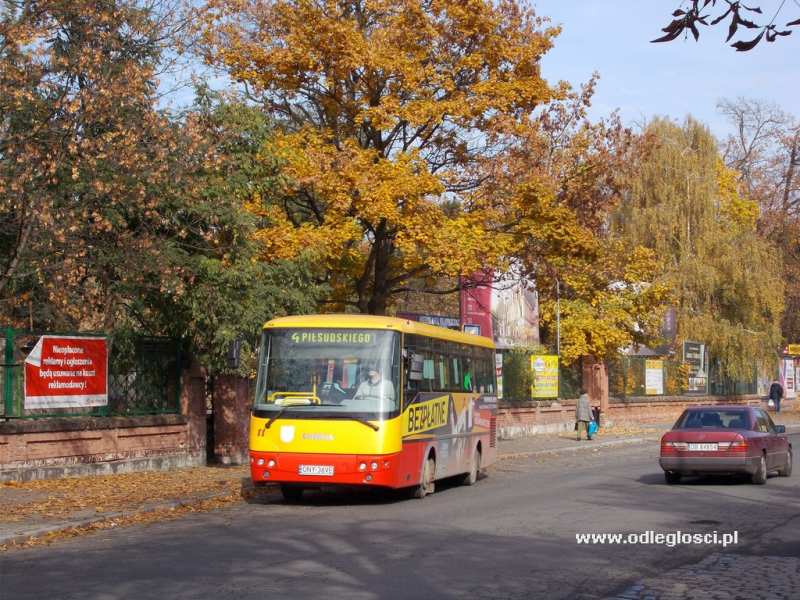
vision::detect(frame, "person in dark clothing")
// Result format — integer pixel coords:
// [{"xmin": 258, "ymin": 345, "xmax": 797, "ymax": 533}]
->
[{"xmin": 768, "ymin": 380, "xmax": 784, "ymax": 413}]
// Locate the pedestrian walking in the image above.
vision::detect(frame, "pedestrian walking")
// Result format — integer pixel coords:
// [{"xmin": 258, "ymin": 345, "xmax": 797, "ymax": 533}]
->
[
  {"xmin": 575, "ymin": 388, "xmax": 593, "ymax": 441},
  {"xmin": 768, "ymin": 379, "xmax": 784, "ymax": 413}
]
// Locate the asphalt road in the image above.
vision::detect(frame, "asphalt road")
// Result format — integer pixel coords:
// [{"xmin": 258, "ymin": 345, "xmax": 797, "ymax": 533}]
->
[{"xmin": 2, "ymin": 435, "xmax": 799, "ymax": 600}]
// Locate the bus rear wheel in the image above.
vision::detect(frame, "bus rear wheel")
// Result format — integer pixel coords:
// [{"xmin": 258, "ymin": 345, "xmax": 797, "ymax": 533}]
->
[
  {"xmin": 280, "ymin": 484, "xmax": 304, "ymax": 503},
  {"xmin": 461, "ymin": 447, "xmax": 481, "ymax": 486},
  {"xmin": 414, "ymin": 456, "xmax": 436, "ymax": 499}
]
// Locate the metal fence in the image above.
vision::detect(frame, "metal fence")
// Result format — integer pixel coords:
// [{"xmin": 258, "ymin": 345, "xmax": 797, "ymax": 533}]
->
[
  {"xmin": 499, "ymin": 351, "xmax": 583, "ymax": 405},
  {"xmin": 1, "ymin": 328, "xmax": 182, "ymax": 419},
  {"xmin": 608, "ymin": 355, "xmax": 757, "ymax": 400}
]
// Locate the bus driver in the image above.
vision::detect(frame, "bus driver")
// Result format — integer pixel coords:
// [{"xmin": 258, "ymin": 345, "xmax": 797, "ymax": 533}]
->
[{"xmin": 353, "ymin": 362, "xmax": 396, "ymax": 409}]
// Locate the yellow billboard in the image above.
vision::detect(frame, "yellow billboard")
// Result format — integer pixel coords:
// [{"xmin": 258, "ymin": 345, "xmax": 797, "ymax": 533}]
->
[
  {"xmin": 530, "ymin": 355, "xmax": 559, "ymax": 398},
  {"xmin": 645, "ymin": 359, "xmax": 664, "ymax": 395}
]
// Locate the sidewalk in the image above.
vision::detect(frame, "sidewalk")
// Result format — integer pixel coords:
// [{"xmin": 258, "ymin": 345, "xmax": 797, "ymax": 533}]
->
[
  {"xmin": 0, "ymin": 464, "xmax": 250, "ymax": 550},
  {"xmin": 2, "ymin": 414, "xmax": 798, "ymax": 550},
  {"xmin": 497, "ymin": 422, "xmax": 668, "ymax": 458}
]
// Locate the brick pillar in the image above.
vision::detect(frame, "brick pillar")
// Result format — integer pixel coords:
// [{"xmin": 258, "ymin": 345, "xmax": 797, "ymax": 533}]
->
[
  {"xmin": 212, "ymin": 375, "xmax": 253, "ymax": 465},
  {"xmin": 180, "ymin": 359, "xmax": 207, "ymax": 458},
  {"xmin": 582, "ymin": 356, "xmax": 609, "ymax": 414}
]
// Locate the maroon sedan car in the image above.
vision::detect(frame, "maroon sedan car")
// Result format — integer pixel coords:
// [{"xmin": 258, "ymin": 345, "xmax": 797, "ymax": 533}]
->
[{"xmin": 660, "ymin": 406, "xmax": 792, "ymax": 485}]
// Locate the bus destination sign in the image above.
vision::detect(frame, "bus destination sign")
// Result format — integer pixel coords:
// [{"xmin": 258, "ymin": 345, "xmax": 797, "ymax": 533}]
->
[{"xmin": 289, "ymin": 331, "xmax": 375, "ymax": 345}]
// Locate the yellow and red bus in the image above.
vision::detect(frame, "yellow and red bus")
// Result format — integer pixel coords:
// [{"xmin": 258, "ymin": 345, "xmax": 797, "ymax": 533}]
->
[{"xmin": 249, "ymin": 314, "xmax": 498, "ymax": 501}]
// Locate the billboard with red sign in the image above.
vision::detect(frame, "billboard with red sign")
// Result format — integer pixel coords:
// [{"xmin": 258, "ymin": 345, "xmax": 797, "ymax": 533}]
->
[
  {"xmin": 24, "ymin": 336, "xmax": 109, "ymax": 409},
  {"xmin": 460, "ymin": 270, "xmax": 539, "ymax": 349},
  {"xmin": 459, "ymin": 271, "xmax": 494, "ymax": 339}
]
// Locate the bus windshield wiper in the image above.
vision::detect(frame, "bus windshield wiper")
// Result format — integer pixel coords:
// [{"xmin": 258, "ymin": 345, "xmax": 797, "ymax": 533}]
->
[
  {"xmin": 265, "ymin": 407, "xmax": 289, "ymax": 429},
  {"xmin": 330, "ymin": 415, "xmax": 380, "ymax": 431},
  {"xmin": 264, "ymin": 406, "xmax": 379, "ymax": 431}
]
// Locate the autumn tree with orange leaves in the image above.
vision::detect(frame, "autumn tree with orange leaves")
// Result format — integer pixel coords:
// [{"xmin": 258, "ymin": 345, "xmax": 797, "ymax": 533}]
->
[
  {"xmin": 201, "ymin": 0, "xmax": 565, "ymax": 315},
  {"xmin": 487, "ymin": 80, "xmax": 671, "ymax": 362}
]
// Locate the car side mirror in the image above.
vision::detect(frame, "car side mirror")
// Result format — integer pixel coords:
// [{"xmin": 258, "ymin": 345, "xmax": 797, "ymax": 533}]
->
[{"xmin": 774, "ymin": 425, "xmax": 786, "ymax": 434}]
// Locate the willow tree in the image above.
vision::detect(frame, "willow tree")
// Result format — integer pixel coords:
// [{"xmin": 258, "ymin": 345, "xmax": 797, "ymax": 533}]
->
[
  {"xmin": 613, "ymin": 117, "xmax": 784, "ymax": 379},
  {"xmin": 200, "ymin": 0, "xmax": 562, "ymax": 314},
  {"xmin": 718, "ymin": 98, "xmax": 800, "ymax": 342}
]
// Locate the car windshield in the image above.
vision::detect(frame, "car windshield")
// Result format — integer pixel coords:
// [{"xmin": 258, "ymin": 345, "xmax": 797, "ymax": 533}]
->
[
  {"xmin": 254, "ymin": 328, "xmax": 400, "ymax": 416},
  {"xmin": 675, "ymin": 410, "xmax": 749, "ymax": 429}
]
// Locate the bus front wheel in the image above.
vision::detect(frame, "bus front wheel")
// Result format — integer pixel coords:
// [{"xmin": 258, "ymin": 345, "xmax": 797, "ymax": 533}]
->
[{"xmin": 414, "ymin": 456, "xmax": 436, "ymax": 499}]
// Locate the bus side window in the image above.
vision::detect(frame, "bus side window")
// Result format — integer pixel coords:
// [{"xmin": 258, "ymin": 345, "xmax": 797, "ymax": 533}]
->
[
  {"xmin": 404, "ymin": 334, "xmax": 434, "ymax": 403},
  {"xmin": 431, "ymin": 338, "xmax": 448, "ymax": 393},
  {"xmin": 463, "ymin": 354, "xmax": 474, "ymax": 391},
  {"xmin": 418, "ymin": 336, "xmax": 434, "ymax": 392},
  {"xmin": 473, "ymin": 347, "xmax": 487, "ymax": 394},
  {"xmin": 403, "ymin": 336, "xmax": 420, "ymax": 400},
  {"xmin": 448, "ymin": 342, "xmax": 466, "ymax": 393}
]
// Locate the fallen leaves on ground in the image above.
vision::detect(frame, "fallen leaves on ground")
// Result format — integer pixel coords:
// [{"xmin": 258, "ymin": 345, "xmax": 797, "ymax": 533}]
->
[
  {"xmin": 599, "ymin": 424, "xmax": 667, "ymax": 436},
  {"xmin": 0, "ymin": 488, "xmax": 256, "ymax": 552},
  {"xmin": 553, "ymin": 424, "xmax": 666, "ymax": 440},
  {"xmin": 0, "ymin": 465, "xmax": 250, "ymax": 525}
]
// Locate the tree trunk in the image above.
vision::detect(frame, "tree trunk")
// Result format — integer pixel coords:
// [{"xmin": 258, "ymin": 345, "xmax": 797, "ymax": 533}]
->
[
  {"xmin": 0, "ymin": 209, "xmax": 34, "ymax": 297},
  {"xmin": 355, "ymin": 221, "xmax": 394, "ymax": 315}
]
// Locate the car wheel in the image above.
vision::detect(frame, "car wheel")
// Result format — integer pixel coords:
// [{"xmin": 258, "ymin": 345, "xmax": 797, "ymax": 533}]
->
[
  {"xmin": 751, "ymin": 455, "xmax": 768, "ymax": 485},
  {"xmin": 664, "ymin": 471, "xmax": 682, "ymax": 485},
  {"xmin": 461, "ymin": 447, "xmax": 481, "ymax": 486},
  {"xmin": 280, "ymin": 484, "xmax": 304, "ymax": 502},
  {"xmin": 414, "ymin": 456, "xmax": 436, "ymax": 499},
  {"xmin": 778, "ymin": 449, "xmax": 793, "ymax": 477}
]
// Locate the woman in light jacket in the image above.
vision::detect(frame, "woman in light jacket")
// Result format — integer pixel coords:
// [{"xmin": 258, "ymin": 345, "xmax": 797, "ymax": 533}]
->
[{"xmin": 575, "ymin": 389, "xmax": 593, "ymax": 441}]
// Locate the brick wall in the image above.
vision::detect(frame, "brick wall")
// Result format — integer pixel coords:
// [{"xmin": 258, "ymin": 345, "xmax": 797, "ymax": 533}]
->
[
  {"xmin": 212, "ymin": 375, "xmax": 252, "ymax": 465},
  {"xmin": 0, "ymin": 361, "xmax": 208, "ymax": 482}
]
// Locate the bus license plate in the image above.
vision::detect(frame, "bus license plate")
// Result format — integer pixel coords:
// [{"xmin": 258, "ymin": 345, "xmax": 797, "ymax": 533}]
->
[
  {"xmin": 688, "ymin": 443, "xmax": 718, "ymax": 451},
  {"xmin": 298, "ymin": 464, "xmax": 334, "ymax": 476}
]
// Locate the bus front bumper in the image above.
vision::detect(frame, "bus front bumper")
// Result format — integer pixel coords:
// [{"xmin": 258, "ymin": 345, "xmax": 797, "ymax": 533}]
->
[{"xmin": 250, "ymin": 451, "xmax": 402, "ymax": 487}]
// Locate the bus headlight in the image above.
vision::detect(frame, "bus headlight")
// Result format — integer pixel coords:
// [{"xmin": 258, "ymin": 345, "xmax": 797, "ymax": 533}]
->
[
  {"xmin": 370, "ymin": 462, "xmax": 378, "ymax": 471},
  {"xmin": 256, "ymin": 458, "xmax": 265, "ymax": 466},
  {"xmin": 267, "ymin": 459, "xmax": 276, "ymax": 468},
  {"xmin": 359, "ymin": 462, "xmax": 367, "ymax": 471}
]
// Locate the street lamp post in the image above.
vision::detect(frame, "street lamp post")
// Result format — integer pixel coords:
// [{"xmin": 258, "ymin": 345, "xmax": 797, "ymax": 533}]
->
[{"xmin": 556, "ymin": 279, "xmax": 560, "ymax": 357}]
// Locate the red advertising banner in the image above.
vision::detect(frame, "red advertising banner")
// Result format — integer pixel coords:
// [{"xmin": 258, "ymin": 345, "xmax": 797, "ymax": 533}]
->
[
  {"xmin": 24, "ymin": 336, "xmax": 109, "ymax": 409},
  {"xmin": 459, "ymin": 270, "xmax": 494, "ymax": 339}
]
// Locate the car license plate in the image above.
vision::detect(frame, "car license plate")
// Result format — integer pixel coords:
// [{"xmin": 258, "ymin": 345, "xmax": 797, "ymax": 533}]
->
[
  {"xmin": 688, "ymin": 443, "xmax": 718, "ymax": 451},
  {"xmin": 298, "ymin": 464, "xmax": 334, "ymax": 476}
]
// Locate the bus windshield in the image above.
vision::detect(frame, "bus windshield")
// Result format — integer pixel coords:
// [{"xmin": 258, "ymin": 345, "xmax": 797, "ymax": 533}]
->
[{"xmin": 255, "ymin": 328, "xmax": 400, "ymax": 416}]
